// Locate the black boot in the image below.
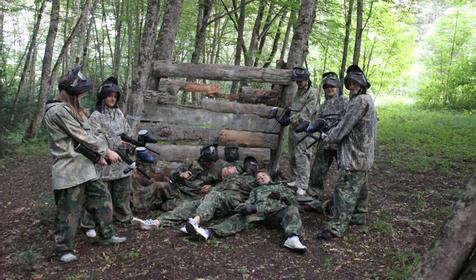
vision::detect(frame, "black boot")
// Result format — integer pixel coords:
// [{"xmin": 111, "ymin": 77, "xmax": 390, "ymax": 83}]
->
[{"xmin": 317, "ymin": 229, "xmax": 337, "ymax": 240}]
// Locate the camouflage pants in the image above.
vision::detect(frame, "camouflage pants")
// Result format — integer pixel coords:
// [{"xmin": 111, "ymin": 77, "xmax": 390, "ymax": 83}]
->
[
  {"xmin": 196, "ymin": 190, "xmax": 241, "ymax": 223},
  {"xmin": 210, "ymin": 205, "xmax": 304, "ymax": 238},
  {"xmin": 327, "ymin": 169, "xmax": 368, "ymax": 237},
  {"xmin": 54, "ymin": 180, "xmax": 115, "ymax": 255},
  {"xmin": 82, "ymin": 176, "xmax": 133, "ymax": 227},
  {"xmin": 309, "ymin": 148, "xmax": 337, "ymax": 198},
  {"xmin": 288, "ymin": 130, "xmax": 313, "ymax": 191},
  {"xmin": 158, "ymin": 200, "xmax": 201, "ymax": 228}
]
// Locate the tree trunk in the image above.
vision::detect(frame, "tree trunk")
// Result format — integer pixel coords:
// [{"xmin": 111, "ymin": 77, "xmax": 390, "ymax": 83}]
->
[
  {"xmin": 24, "ymin": 0, "xmax": 60, "ymax": 139},
  {"xmin": 409, "ymin": 177, "xmax": 476, "ymax": 280},
  {"xmin": 339, "ymin": 0, "xmax": 354, "ymax": 80},
  {"xmin": 113, "ymin": 0, "xmax": 125, "ymax": 78},
  {"xmin": 0, "ymin": 2, "xmax": 6, "ymax": 84},
  {"xmin": 230, "ymin": 0, "xmax": 246, "ymax": 94},
  {"xmin": 11, "ymin": 0, "xmax": 46, "ymax": 121},
  {"xmin": 262, "ymin": 10, "xmax": 286, "ymax": 68},
  {"xmin": 279, "ymin": 8, "xmax": 295, "ymax": 61},
  {"xmin": 352, "ymin": 0, "xmax": 363, "ymax": 65},
  {"xmin": 244, "ymin": 0, "xmax": 265, "ymax": 67},
  {"xmin": 126, "ymin": 0, "xmax": 161, "ymax": 132},
  {"xmin": 271, "ymin": 0, "xmax": 317, "ymax": 176}
]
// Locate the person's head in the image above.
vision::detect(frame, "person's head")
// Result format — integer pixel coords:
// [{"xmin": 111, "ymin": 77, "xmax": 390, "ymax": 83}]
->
[
  {"xmin": 224, "ymin": 143, "xmax": 239, "ymax": 162},
  {"xmin": 199, "ymin": 144, "xmax": 218, "ymax": 164},
  {"xmin": 322, "ymin": 71, "xmax": 341, "ymax": 98},
  {"xmin": 96, "ymin": 76, "xmax": 121, "ymax": 112},
  {"xmin": 344, "ymin": 65, "xmax": 370, "ymax": 95},
  {"xmin": 256, "ymin": 171, "xmax": 271, "ymax": 185},
  {"xmin": 221, "ymin": 164, "xmax": 238, "ymax": 179},
  {"xmin": 291, "ymin": 66, "xmax": 310, "ymax": 89},
  {"xmin": 243, "ymin": 156, "xmax": 258, "ymax": 175},
  {"xmin": 57, "ymin": 66, "xmax": 91, "ymax": 120}
]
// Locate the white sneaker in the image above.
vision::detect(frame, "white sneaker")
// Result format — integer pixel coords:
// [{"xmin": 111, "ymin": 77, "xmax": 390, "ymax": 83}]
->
[
  {"xmin": 109, "ymin": 236, "xmax": 127, "ymax": 244},
  {"xmin": 284, "ymin": 236, "xmax": 307, "ymax": 253},
  {"xmin": 60, "ymin": 253, "xmax": 78, "ymax": 263},
  {"xmin": 85, "ymin": 229, "xmax": 97, "ymax": 238},
  {"xmin": 287, "ymin": 181, "xmax": 296, "ymax": 187},
  {"xmin": 185, "ymin": 219, "xmax": 210, "ymax": 241},
  {"xmin": 179, "ymin": 225, "xmax": 188, "ymax": 234},
  {"xmin": 131, "ymin": 217, "xmax": 160, "ymax": 230},
  {"xmin": 296, "ymin": 188, "xmax": 306, "ymax": 196}
]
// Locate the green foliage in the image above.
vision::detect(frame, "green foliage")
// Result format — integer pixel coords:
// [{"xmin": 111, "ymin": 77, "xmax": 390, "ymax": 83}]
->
[
  {"xmin": 377, "ymin": 96, "xmax": 476, "ymax": 172},
  {"xmin": 385, "ymin": 251, "xmax": 421, "ymax": 280},
  {"xmin": 417, "ymin": 4, "xmax": 476, "ymax": 110}
]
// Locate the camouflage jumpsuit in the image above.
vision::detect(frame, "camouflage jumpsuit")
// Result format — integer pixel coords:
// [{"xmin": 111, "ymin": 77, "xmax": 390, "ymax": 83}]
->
[
  {"xmin": 324, "ymin": 93, "xmax": 377, "ymax": 236},
  {"xmin": 209, "ymin": 183, "xmax": 304, "ymax": 238},
  {"xmin": 44, "ymin": 101, "xmax": 115, "ymax": 255},
  {"xmin": 288, "ymin": 85, "xmax": 319, "ymax": 192},
  {"xmin": 308, "ymin": 94, "xmax": 348, "ymax": 198}
]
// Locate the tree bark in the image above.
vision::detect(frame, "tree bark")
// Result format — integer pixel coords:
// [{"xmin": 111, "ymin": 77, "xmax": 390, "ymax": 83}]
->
[
  {"xmin": 352, "ymin": 0, "xmax": 363, "ymax": 65},
  {"xmin": 238, "ymin": 86, "xmax": 280, "ymax": 106},
  {"xmin": 0, "ymin": 2, "xmax": 6, "ymax": 84},
  {"xmin": 409, "ymin": 177, "xmax": 476, "ymax": 280},
  {"xmin": 262, "ymin": 10, "xmax": 286, "ymax": 68},
  {"xmin": 244, "ymin": 0, "xmax": 265, "ymax": 67},
  {"xmin": 112, "ymin": 0, "xmax": 125, "ymax": 78},
  {"xmin": 230, "ymin": 0, "xmax": 246, "ymax": 94},
  {"xmin": 339, "ymin": 0, "xmax": 354, "ymax": 79},
  {"xmin": 279, "ymin": 8, "xmax": 295, "ymax": 61}
]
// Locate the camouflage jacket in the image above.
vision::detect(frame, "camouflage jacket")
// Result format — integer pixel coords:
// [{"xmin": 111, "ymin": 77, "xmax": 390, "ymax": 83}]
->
[
  {"xmin": 237, "ymin": 183, "xmax": 297, "ymax": 222},
  {"xmin": 289, "ymin": 85, "xmax": 319, "ymax": 140},
  {"xmin": 44, "ymin": 101, "xmax": 107, "ymax": 190},
  {"xmin": 213, "ymin": 172, "xmax": 257, "ymax": 202},
  {"xmin": 89, "ymin": 107, "xmax": 132, "ymax": 181},
  {"xmin": 326, "ymin": 93, "xmax": 377, "ymax": 171},
  {"xmin": 315, "ymin": 95, "xmax": 348, "ymax": 150}
]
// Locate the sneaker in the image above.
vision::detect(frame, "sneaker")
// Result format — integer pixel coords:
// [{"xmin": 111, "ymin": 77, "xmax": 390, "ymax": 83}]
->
[
  {"xmin": 131, "ymin": 217, "xmax": 160, "ymax": 230},
  {"xmin": 109, "ymin": 236, "xmax": 128, "ymax": 244},
  {"xmin": 60, "ymin": 253, "xmax": 78, "ymax": 263},
  {"xmin": 287, "ymin": 181, "xmax": 296, "ymax": 187},
  {"xmin": 283, "ymin": 236, "xmax": 307, "ymax": 253},
  {"xmin": 296, "ymin": 188, "xmax": 306, "ymax": 196},
  {"xmin": 179, "ymin": 225, "xmax": 188, "ymax": 234},
  {"xmin": 85, "ymin": 229, "xmax": 97, "ymax": 238},
  {"xmin": 185, "ymin": 221, "xmax": 210, "ymax": 241}
]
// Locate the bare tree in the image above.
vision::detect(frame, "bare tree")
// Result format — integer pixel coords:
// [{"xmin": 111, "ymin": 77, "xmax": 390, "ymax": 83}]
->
[
  {"xmin": 352, "ymin": 0, "xmax": 363, "ymax": 65},
  {"xmin": 339, "ymin": 0, "xmax": 354, "ymax": 79}
]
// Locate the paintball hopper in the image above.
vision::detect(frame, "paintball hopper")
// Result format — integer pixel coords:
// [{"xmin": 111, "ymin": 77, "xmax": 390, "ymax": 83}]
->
[
  {"xmin": 58, "ymin": 66, "xmax": 92, "ymax": 95},
  {"xmin": 136, "ymin": 147, "xmax": 156, "ymax": 164},
  {"xmin": 138, "ymin": 129, "xmax": 158, "ymax": 144}
]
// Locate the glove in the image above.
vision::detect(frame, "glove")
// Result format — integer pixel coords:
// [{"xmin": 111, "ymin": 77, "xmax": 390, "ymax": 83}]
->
[
  {"xmin": 306, "ymin": 119, "xmax": 326, "ymax": 133},
  {"xmin": 268, "ymin": 191, "xmax": 281, "ymax": 200},
  {"xmin": 294, "ymin": 121, "xmax": 309, "ymax": 133},
  {"xmin": 239, "ymin": 204, "xmax": 258, "ymax": 215},
  {"xmin": 278, "ymin": 115, "xmax": 291, "ymax": 126}
]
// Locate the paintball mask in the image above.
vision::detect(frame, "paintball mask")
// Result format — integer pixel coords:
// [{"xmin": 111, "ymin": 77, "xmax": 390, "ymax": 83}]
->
[
  {"xmin": 243, "ymin": 156, "xmax": 258, "ymax": 175},
  {"xmin": 200, "ymin": 144, "xmax": 219, "ymax": 163},
  {"xmin": 58, "ymin": 66, "xmax": 92, "ymax": 95},
  {"xmin": 344, "ymin": 65, "xmax": 371, "ymax": 90},
  {"xmin": 224, "ymin": 144, "xmax": 239, "ymax": 162},
  {"xmin": 291, "ymin": 66, "xmax": 310, "ymax": 81}
]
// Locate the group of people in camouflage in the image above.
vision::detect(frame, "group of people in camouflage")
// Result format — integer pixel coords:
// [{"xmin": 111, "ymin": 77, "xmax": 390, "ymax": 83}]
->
[{"xmin": 44, "ymin": 63, "xmax": 376, "ymax": 263}]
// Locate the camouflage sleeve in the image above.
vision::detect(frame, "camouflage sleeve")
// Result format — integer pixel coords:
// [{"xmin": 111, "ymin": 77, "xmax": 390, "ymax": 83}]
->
[
  {"xmin": 279, "ymin": 185, "xmax": 298, "ymax": 205},
  {"xmin": 326, "ymin": 96, "xmax": 369, "ymax": 144},
  {"xmin": 54, "ymin": 106, "xmax": 107, "ymax": 155},
  {"xmin": 88, "ymin": 111, "xmax": 109, "ymax": 146},
  {"xmin": 291, "ymin": 88, "xmax": 319, "ymax": 125}
]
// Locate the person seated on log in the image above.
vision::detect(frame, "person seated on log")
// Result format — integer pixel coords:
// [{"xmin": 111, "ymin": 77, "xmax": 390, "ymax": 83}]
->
[
  {"xmin": 189, "ymin": 171, "xmax": 307, "ymax": 253},
  {"xmin": 131, "ymin": 157, "xmax": 258, "ymax": 231}
]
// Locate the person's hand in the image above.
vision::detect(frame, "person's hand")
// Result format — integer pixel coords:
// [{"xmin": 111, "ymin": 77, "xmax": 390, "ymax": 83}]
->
[
  {"xmin": 105, "ymin": 149, "xmax": 121, "ymax": 163},
  {"xmin": 200, "ymin": 185, "xmax": 211, "ymax": 194},
  {"xmin": 97, "ymin": 157, "xmax": 108, "ymax": 166},
  {"xmin": 180, "ymin": 171, "xmax": 193, "ymax": 179}
]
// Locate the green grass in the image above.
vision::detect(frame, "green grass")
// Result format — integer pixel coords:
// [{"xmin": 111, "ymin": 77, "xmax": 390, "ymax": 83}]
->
[
  {"xmin": 385, "ymin": 251, "xmax": 422, "ymax": 280},
  {"xmin": 376, "ymin": 96, "xmax": 476, "ymax": 172}
]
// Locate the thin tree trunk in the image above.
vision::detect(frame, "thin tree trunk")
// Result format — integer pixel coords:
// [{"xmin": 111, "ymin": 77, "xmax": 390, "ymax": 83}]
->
[
  {"xmin": 63, "ymin": 0, "xmax": 71, "ymax": 72},
  {"xmin": 352, "ymin": 0, "xmax": 363, "ymax": 65},
  {"xmin": 262, "ymin": 10, "xmax": 286, "ymax": 68},
  {"xmin": 244, "ymin": 0, "xmax": 265, "ymax": 67},
  {"xmin": 113, "ymin": 0, "xmax": 125, "ymax": 77},
  {"xmin": 339, "ymin": 0, "xmax": 354, "ymax": 80},
  {"xmin": 254, "ymin": 2, "xmax": 275, "ymax": 66},
  {"xmin": 0, "ymin": 2, "xmax": 6, "ymax": 84},
  {"xmin": 279, "ymin": 8, "xmax": 295, "ymax": 61},
  {"xmin": 230, "ymin": 0, "xmax": 246, "ymax": 94},
  {"xmin": 93, "ymin": 10, "xmax": 104, "ymax": 78}
]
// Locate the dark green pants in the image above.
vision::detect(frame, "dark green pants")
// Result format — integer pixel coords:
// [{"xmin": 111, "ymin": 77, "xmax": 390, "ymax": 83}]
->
[
  {"xmin": 54, "ymin": 180, "xmax": 115, "ymax": 255},
  {"xmin": 309, "ymin": 148, "xmax": 337, "ymax": 198}
]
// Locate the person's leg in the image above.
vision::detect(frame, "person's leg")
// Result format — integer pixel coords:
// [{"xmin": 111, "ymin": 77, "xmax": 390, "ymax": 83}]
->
[
  {"xmin": 293, "ymin": 137, "xmax": 313, "ymax": 194},
  {"xmin": 265, "ymin": 206, "xmax": 306, "ymax": 252},
  {"xmin": 194, "ymin": 190, "xmax": 228, "ymax": 224},
  {"xmin": 83, "ymin": 180, "xmax": 116, "ymax": 242},
  {"xmin": 53, "ymin": 185, "xmax": 85, "ymax": 258},
  {"xmin": 208, "ymin": 214, "xmax": 250, "ymax": 238},
  {"xmin": 157, "ymin": 200, "xmax": 201, "ymax": 228},
  {"xmin": 308, "ymin": 149, "xmax": 335, "ymax": 198},
  {"xmin": 109, "ymin": 176, "xmax": 133, "ymax": 223},
  {"xmin": 350, "ymin": 172, "xmax": 368, "ymax": 225},
  {"xmin": 288, "ymin": 131, "xmax": 298, "ymax": 181}
]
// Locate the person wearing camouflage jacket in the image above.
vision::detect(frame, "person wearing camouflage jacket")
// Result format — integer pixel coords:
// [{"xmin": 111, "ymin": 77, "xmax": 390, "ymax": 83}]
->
[
  {"xmin": 205, "ymin": 172, "xmax": 307, "ymax": 252},
  {"xmin": 318, "ymin": 65, "xmax": 377, "ymax": 239},
  {"xmin": 43, "ymin": 68, "xmax": 126, "ymax": 263},
  {"xmin": 288, "ymin": 67, "xmax": 320, "ymax": 196},
  {"xmin": 308, "ymin": 72, "xmax": 348, "ymax": 199}
]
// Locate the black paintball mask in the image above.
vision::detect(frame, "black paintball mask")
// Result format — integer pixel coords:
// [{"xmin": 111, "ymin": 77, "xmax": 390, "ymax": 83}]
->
[
  {"xmin": 322, "ymin": 71, "xmax": 342, "ymax": 96},
  {"xmin": 224, "ymin": 144, "xmax": 239, "ymax": 162},
  {"xmin": 96, "ymin": 76, "xmax": 121, "ymax": 111},
  {"xmin": 199, "ymin": 144, "xmax": 219, "ymax": 163},
  {"xmin": 58, "ymin": 66, "xmax": 92, "ymax": 95},
  {"xmin": 344, "ymin": 65, "xmax": 371, "ymax": 93},
  {"xmin": 243, "ymin": 156, "xmax": 258, "ymax": 176},
  {"xmin": 291, "ymin": 66, "xmax": 310, "ymax": 81}
]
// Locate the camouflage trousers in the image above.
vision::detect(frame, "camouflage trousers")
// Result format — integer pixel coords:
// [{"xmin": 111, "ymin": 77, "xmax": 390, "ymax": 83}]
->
[
  {"xmin": 288, "ymin": 130, "xmax": 313, "ymax": 191},
  {"xmin": 53, "ymin": 180, "xmax": 115, "ymax": 255},
  {"xmin": 309, "ymin": 148, "xmax": 337, "ymax": 198},
  {"xmin": 157, "ymin": 200, "xmax": 201, "ymax": 228},
  {"xmin": 327, "ymin": 169, "xmax": 368, "ymax": 237},
  {"xmin": 210, "ymin": 205, "xmax": 304, "ymax": 238},
  {"xmin": 82, "ymin": 176, "xmax": 133, "ymax": 227},
  {"xmin": 196, "ymin": 190, "xmax": 241, "ymax": 223}
]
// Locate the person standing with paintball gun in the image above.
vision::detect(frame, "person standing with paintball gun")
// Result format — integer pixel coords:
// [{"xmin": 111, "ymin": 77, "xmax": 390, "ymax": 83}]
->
[
  {"xmin": 317, "ymin": 65, "xmax": 377, "ymax": 240},
  {"xmin": 287, "ymin": 67, "xmax": 319, "ymax": 196},
  {"xmin": 43, "ymin": 67, "xmax": 127, "ymax": 263}
]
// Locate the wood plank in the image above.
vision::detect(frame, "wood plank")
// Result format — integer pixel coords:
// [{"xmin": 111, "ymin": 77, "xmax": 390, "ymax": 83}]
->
[
  {"xmin": 142, "ymin": 103, "xmax": 278, "ymax": 133},
  {"xmin": 148, "ymin": 144, "xmax": 271, "ymax": 163},
  {"xmin": 200, "ymin": 98, "xmax": 281, "ymax": 118},
  {"xmin": 217, "ymin": 130, "xmax": 278, "ymax": 148},
  {"xmin": 238, "ymin": 86, "xmax": 280, "ymax": 106},
  {"xmin": 152, "ymin": 62, "xmax": 293, "ymax": 84}
]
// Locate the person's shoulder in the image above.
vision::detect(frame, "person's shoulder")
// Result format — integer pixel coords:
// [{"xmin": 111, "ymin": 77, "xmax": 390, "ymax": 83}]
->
[
  {"xmin": 45, "ymin": 101, "xmax": 69, "ymax": 117},
  {"xmin": 89, "ymin": 110, "xmax": 102, "ymax": 118}
]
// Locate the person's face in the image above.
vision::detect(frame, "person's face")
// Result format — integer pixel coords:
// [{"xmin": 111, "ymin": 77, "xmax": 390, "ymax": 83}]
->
[
  {"xmin": 348, "ymin": 80, "xmax": 362, "ymax": 95},
  {"xmin": 296, "ymin": 80, "xmax": 308, "ymax": 89},
  {"xmin": 221, "ymin": 165, "xmax": 238, "ymax": 178},
  {"xmin": 324, "ymin": 86, "xmax": 338, "ymax": 97},
  {"xmin": 256, "ymin": 172, "xmax": 271, "ymax": 185},
  {"xmin": 104, "ymin": 92, "xmax": 118, "ymax": 108}
]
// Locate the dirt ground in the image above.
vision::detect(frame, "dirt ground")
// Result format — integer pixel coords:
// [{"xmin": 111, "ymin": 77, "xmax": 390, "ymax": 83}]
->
[{"xmin": 0, "ymin": 153, "xmax": 474, "ymax": 280}]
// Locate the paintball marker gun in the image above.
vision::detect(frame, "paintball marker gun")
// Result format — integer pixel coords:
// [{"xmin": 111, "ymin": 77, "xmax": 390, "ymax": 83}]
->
[
  {"xmin": 267, "ymin": 107, "xmax": 294, "ymax": 132},
  {"xmin": 120, "ymin": 129, "xmax": 160, "ymax": 156},
  {"xmin": 295, "ymin": 118, "xmax": 339, "ymax": 149}
]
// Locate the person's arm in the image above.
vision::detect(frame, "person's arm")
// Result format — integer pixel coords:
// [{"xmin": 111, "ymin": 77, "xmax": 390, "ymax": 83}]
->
[
  {"xmin": 326, "ymin": 96, "xmax": 368, "ymax": 144},
  {"xmin": 291, "ymin": 89, "xmax": 319, "ymax": 125}
]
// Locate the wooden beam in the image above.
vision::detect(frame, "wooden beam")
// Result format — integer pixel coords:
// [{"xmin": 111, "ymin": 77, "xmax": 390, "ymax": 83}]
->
[
  {"xmin": 217, "ymin": 130, "xmax": 278, "ymax": 148},
  {"xmin": 200, "ymin": 98, "xmax": 280, "ymax": 118},
  {"xmin": 238, "ymin": 86, "xmax": 280, "ymax": 106},
  {"xmin": 152, "ymin": 62, "xmax": 293, "ymax": 84}
]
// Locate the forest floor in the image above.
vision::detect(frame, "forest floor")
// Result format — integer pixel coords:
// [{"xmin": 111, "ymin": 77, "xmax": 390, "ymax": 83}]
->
[{"xmin": 0, "ymin": 150, "xmax": 474, "ymax": 280}]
